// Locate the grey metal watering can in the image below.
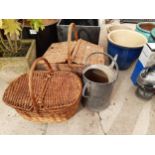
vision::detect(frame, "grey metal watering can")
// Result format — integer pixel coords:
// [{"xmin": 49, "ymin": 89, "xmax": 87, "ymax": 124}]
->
[{"xmin": 82, "ymin": 52, "xmax": 119, "ymax": 111}]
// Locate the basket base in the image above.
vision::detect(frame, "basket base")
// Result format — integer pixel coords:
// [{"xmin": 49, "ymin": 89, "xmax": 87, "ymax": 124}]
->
[
  {"xmin": 17, "ymin": 111, "xmax": 76, "ymax": 123},
  {"xmin": 15, "ymin": 100, "xmax": 80, "ymax": 123}
]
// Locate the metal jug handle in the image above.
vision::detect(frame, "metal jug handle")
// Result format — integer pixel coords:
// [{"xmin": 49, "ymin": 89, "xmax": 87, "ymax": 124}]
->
[
  {"xmin": 85, "ymin": 52, "xmax": 119, "ymax": 80},
  {"xmin": 82, "ymin": 82, "xmax": 89, "ymax": 98},
  {"xmin": 109, "ymin": 54, "xmax": 118, "ymax": 69},
  {"xmin": 85, "ymin": 52, "xmax": 106, "ymax": 65}
]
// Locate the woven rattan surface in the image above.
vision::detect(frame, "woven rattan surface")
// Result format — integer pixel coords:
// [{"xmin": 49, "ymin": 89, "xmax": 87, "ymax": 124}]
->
[
  {"xmin": 38, "ymin": 23, "xmax": 105, "ymax": 75},
  {"xmin": 37, "ymin": 63, "xmax": 84, "ymax": 77},
  {"xmin": 72, "ymin": 39, "xmax": 105, "ymax": 65},
  {"xmin": 3, "ymin": 57, "xmax": 82, "ymax": 122},
  {"xmin": 43, "ymin": 41, "xmax": 77, "ymax": 64}
]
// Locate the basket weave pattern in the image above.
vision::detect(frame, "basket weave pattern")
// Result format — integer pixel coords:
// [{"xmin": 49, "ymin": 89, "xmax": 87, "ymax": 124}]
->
[
  {"xmin": 72, "ymin": 39, "xmax": 105, "ymax": 65},
  {"xmin": 43, "ymin": 41, "xmax": 77, "ymax": 64},
  {"xmin": 3, "ymin": 57, "xmax": 82, "ymax": 123},
  {"xmin": 38, "ymin": 23, "xmax": 105, "ymax": 76}
]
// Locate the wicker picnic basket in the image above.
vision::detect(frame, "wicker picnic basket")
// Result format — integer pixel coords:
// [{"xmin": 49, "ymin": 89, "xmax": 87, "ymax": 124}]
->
[
  {"xmin": 3, "ymin": 57, "xmax": 82, "ymax": 123},
  {"xmin": 38, "ymin": 23, "xmax": 105, "ymax": 76}
]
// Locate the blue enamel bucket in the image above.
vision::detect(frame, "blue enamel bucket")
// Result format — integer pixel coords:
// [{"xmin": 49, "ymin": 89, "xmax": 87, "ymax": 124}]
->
[{"xmin": 107, "ymin": 30, "xmax": 147, "ymax": 70}]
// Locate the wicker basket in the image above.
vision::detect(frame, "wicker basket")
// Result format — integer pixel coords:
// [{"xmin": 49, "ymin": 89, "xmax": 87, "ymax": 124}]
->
[
  {"xmin": 3, "ymin": 57, "xmax": 82, "ymax": 123},
  {"xmin": 38, "ymin": 23, "xmax": 105, "ymax": 76}
]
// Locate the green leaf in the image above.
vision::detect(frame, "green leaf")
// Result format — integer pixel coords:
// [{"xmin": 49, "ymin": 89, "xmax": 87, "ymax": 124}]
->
[
  {"xmin": 28, "ymin": 19, "xmax": 45, "ymax": 32},
  {"xmin": 2, "ymin": 19, "xmax": 22, "ymax": 37},
  {"xmin": 0, "ymin": 19, "xmax": 2, "ymax": 29}
]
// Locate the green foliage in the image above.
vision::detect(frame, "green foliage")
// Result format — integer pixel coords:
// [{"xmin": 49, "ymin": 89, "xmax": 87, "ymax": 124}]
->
[
  {"xmin": 27, "ymin": 19, "xmax": 45, "ymax": 32},
  {"xmin": 0, "ymin": 19, "xmax": 2, "ymax": 29},
  {"xmin": 0, "ymin": 19, "xmax": 45, "ymax": 57},
  {"xmin": 2, "ymin": 19, "xmax": 22, "ymax": 37}
]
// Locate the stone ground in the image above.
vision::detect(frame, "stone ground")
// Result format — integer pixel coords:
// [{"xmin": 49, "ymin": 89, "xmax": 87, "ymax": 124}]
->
[{"xmin": 0, "ymin": 21, "xmax": 155, "ymax": 135}]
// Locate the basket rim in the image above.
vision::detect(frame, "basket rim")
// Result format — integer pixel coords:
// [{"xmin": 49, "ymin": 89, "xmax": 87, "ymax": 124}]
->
[{"xmin": 3, "ymin": 70, "xmax": 82, "ymax": 112}]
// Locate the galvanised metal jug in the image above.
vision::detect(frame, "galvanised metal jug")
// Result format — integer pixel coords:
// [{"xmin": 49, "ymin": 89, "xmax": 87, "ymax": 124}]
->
[{"xmin": 82, "ymin": 52, "xmax": 119, "ymax": 111}]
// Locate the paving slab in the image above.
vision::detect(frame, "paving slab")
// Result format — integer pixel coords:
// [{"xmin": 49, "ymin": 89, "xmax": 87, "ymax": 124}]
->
[
  {"xmin": 0, "ymin": 104, "xmax": 47, "ymax": 135},
  {"xmin": 107, "ymin": 92, "xmax": 146, "ymax": 135},
  {"xmin": 147, "ymin": 100, "xmax": 155, "ymax": 135},
  {"xmin": 99, "ymin": 65, "xmax": 155, "ymax": 135},
  {"xmin": 46, "ymin": 107, "xmax": 104, "ymax": 135},
  {"xmin": 99, "ymin": 66, "xmax": 133, "ymax": 133}
]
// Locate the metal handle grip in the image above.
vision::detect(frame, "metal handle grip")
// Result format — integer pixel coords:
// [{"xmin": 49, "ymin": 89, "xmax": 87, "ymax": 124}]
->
[
  {"xmin": 85, "ymin": 52, "xmax": 119, "ymax": 81},
  {"xmin": 82, "ymin": 82, "xmax": 89, "ymax": 98}
]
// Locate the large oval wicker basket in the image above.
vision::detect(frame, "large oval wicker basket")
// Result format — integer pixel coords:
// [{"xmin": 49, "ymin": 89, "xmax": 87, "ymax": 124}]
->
[{"xmin": 3, "ymin": 57, "xmax": 82, "ymax": 123}]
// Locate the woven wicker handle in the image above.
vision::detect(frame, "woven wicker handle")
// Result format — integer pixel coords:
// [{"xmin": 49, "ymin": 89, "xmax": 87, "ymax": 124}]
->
[
  {"xmin": 29, "ymin": 57, "xmax": 53, "ymax": 112},
  {"xmin": 67, "ymin": 23, "xmax": 78, "ymax": 65}
]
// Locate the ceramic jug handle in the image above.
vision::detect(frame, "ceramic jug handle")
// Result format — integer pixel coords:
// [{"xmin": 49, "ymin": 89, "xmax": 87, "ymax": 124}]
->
[{"xmin": 82, "ymin": 82, "xmax": 89, "ymax": 98}]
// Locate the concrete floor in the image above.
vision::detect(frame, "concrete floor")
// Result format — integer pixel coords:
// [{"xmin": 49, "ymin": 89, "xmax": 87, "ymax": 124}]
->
[{"xmin": 0, "ymin": 21, "xmax": 155, "ymax": 135}]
